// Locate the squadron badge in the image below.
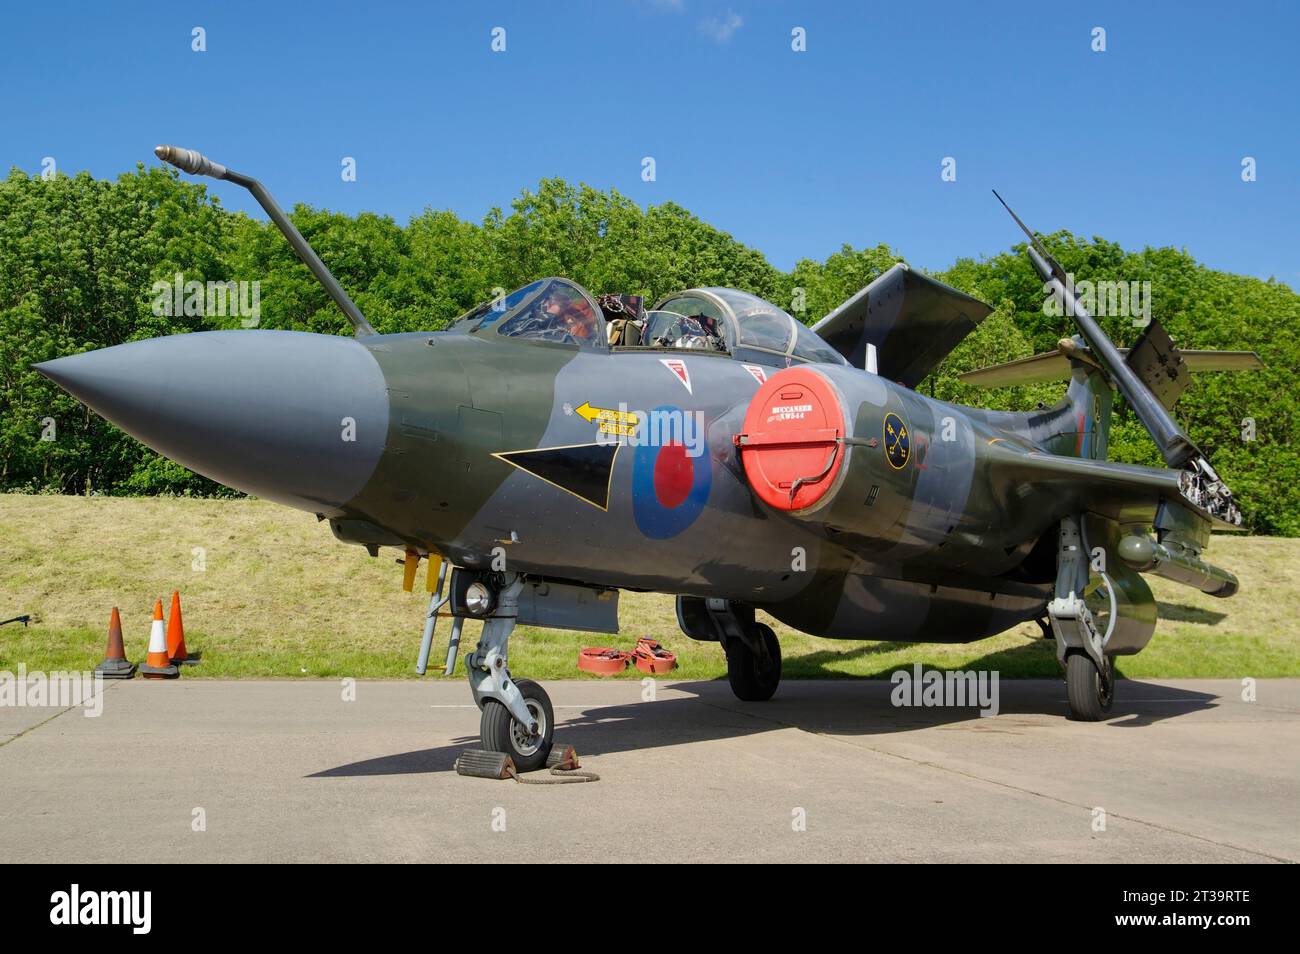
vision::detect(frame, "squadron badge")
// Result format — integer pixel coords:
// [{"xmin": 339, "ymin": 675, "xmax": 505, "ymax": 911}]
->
[{"xmin": 883, "ymin": 412, "xmax": 910, "ymax": 470}]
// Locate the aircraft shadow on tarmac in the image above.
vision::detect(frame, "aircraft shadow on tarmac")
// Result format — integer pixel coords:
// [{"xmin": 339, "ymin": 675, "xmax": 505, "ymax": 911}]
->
[{"xmin": 310, "ymin": 641, "xmax": 1220, "ymax": 779}]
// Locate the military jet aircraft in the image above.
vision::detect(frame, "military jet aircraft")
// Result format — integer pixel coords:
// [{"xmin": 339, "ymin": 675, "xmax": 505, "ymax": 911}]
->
[{"xmin": 36, "ymin": 147, "xmax": 1262, "ymax": 770}]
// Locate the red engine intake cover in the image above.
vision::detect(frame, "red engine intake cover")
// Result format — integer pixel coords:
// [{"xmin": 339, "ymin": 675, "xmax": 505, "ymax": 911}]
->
[{"xmin": 737, "ymin": 366, "xmax": 845, "ymax": 512}]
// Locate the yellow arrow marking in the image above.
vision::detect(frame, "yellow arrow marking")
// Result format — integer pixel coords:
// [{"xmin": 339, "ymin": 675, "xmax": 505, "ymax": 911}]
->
[{"xmin": 575, "ymin": 401, "xmax": 639, "ymax": 428}]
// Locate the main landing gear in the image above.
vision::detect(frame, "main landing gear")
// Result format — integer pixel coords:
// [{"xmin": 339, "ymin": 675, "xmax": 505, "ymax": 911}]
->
[
  {"xmin": 678, "ymin": 597, "xmax": 783, "ymax": 702},
  {"xmin": 726, "ymin": 624, "xmax": 782, "ymax": 701}
]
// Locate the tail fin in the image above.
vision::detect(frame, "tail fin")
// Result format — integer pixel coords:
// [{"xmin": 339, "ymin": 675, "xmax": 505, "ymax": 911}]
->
[
  {"xmin": 1063, "ymin": 355, "xmax": 1113, "ymax": 461},
  {"xmin": 1021, "ymin": 348, "xmax": 1113, "ymax": 461}
]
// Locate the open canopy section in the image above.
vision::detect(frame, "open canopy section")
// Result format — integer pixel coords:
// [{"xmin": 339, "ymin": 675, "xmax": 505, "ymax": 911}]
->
[{"xmin": 653, "ymin": 288, "xmax": 846, "ymax": 368}]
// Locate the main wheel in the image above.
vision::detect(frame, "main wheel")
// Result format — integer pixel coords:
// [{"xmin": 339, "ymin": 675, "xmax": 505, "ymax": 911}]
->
[
  {"xmin": 1065, "ymin": 651, "xmax": 1114, "ymax": 721},
  {"xmin": 726, "ymin": 623, "xmax": 782, "ymax": 702},
  {"xmin": 479, "ymin": 678, "xmax": 554, "ymax": 772}
]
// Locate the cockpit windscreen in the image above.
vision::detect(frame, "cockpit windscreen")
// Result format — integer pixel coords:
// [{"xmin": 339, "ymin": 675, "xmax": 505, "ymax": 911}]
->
[{"xmin": 463, "ymin": 278, "xmax": 604, "ymax": 350}]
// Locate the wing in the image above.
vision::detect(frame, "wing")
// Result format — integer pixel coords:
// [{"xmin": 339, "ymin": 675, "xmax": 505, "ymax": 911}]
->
[
  {"xmin": 984, "ymin": 441, "xmax": 1242, "ymax": 531},
  {"xmin": 811, "ymin": 263, "xmax": 992, "ymax": 387}
]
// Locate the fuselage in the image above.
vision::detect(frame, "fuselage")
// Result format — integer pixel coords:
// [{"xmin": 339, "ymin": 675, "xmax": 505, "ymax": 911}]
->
[
  {"xmin": 341, "ymin": 329, "xmax": 1093, "ymax": 641},
  {"xmin": 38, "ymin": 321, "xmax": 1103, "ymax": 644}
]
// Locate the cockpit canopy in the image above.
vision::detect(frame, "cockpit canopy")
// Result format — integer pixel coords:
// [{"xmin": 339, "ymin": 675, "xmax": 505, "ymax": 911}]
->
[
  {"xmin": 458, "ymin": 278, "xmax": 604, "ymax": 349},
  {"xmin": 451, "ymin": 278, "xmax": 845, "ymax": 368},
  {"xmin": 653, "ymin": 288, "xmax": 846, "ymax": 368}
]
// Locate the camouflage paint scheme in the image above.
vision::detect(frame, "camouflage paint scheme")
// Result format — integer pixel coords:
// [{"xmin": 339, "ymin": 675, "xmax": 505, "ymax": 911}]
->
[
  {"xmin": 37, "ymin": 148, "xmax": 1257, "ymax": 746},
  {"xmin": 35, "ymin": 269, "xmax": 1229, "ymax": 652},
  {"xmin": 327, "ymin": 277, "xmax": 1146, "ymax": 647}
]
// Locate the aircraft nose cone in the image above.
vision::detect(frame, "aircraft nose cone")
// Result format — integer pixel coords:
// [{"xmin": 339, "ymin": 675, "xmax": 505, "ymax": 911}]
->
[{"xmin": 36, "ymin": 331, "xmax": 389, "ymax": 513}]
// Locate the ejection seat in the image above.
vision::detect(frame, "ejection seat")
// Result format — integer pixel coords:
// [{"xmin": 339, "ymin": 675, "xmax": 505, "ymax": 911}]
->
[{"xmin": 598, "ymin": 293, "xmax": 646, "ymax": 346}]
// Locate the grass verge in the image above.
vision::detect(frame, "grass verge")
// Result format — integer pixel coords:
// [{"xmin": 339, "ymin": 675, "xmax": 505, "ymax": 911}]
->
[{"xmin": 2, "ymin": 494, "xmax": 1296, "ymax": 680}]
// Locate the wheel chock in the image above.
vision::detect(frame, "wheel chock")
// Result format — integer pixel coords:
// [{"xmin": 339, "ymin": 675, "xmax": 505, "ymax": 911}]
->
[
  {"xmin": 578, "ymin": 647, "xmax": 631, "ymax": 675},
  {"xmin": 632, "ymin": 638, "xmax": 677, "ymax": 675},
  {"xmin": 455, "ymin": 745, "xmax": 600, "ymax": 783},
  {"xmin": 546, "ymin": 744, "xmax": 580, "ymax": 771},
  {"xmin": 454, "ymin": 749, "xmax": 515, "ymax": 779}
]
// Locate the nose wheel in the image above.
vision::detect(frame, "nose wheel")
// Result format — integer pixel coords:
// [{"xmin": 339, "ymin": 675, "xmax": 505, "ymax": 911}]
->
[
  {"xmin": 463, "ymin": 575, "xmax": 557, "ymax": 771},
  {"xmin": 480, "ymin": 678, "xmax": 554, "ymax": 772}
]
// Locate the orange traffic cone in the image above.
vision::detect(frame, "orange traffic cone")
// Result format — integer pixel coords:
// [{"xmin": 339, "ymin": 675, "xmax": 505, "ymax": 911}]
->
[
  {"xmin": 95, "ymin": 607, "xmax": 136, "ymax": 679},
  {"xmin": 166, "ymin": 590, "xmax": 198, "ymax": 665},
  {"xmin": 140, "ymin": 598, "xmax": 178, "ymax": 679}
]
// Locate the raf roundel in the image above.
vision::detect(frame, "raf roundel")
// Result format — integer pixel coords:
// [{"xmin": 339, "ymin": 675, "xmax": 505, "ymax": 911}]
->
[{"xmin": 632, "ymin": 405, "xmax": 712, "ymax": 539}]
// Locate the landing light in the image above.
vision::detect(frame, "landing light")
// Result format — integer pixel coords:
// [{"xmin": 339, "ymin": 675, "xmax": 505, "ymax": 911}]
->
[{"xmin": 465, "ymin": 582, "xmax": 495, "ymax": 617}]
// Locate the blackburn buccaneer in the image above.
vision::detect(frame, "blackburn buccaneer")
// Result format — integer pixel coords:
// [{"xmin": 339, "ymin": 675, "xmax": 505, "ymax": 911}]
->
[{"xmin": 36, "ymin": 147, "xmax": 1262, "ymax": 769}]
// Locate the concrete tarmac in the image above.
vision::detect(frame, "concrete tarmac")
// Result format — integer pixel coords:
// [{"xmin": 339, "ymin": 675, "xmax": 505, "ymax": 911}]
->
[{"xmin": 1, "ymin": 678, "xmax": 1295, "ymax": 863}]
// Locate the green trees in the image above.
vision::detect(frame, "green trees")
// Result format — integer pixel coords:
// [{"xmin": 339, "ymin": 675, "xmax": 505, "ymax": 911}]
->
[
  {"xmin": 2, "ymin": 166, "xmax": 1295, "ymax": 532},
  {"xmin": 0, "ymin": 166, "xmax": 231, "ymax": 496}
]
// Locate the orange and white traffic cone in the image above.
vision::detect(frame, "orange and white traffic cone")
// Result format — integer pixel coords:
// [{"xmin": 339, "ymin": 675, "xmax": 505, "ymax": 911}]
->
[
  {"xmin": 166, "ymin": 590, "xmax": 198, "ymax": 665},
  {"xmin": 140, "ymin": 598, "xmax": 178, "ymax": 679},
  {"xmin": 95, "ymin": 607, "xmax": 136, "ymax": 679}
]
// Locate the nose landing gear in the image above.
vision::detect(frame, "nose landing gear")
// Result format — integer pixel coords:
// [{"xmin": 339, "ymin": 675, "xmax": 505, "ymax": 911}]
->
[{"xmin": 462, "ymin": 573, "xmax": 555, "ymax": 771}]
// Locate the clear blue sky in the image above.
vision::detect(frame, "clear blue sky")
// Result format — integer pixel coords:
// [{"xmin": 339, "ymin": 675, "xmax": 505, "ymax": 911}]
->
[{"xmin": 3, "ymin": 1, "xmax": 1296, "ymax": 287}]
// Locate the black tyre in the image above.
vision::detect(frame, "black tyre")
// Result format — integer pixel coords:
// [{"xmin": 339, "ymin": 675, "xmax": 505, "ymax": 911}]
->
[
  {"xmin": 1065, "ymin": 651, "xmax": 1114, "ymax": 721},
  {"xmin": 726, "ymin": 623, "xmax": 782, "ymax": 702},
  {"xmin": 479, "ymin": 678, "xmax": 554, "ymax": 772}
]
